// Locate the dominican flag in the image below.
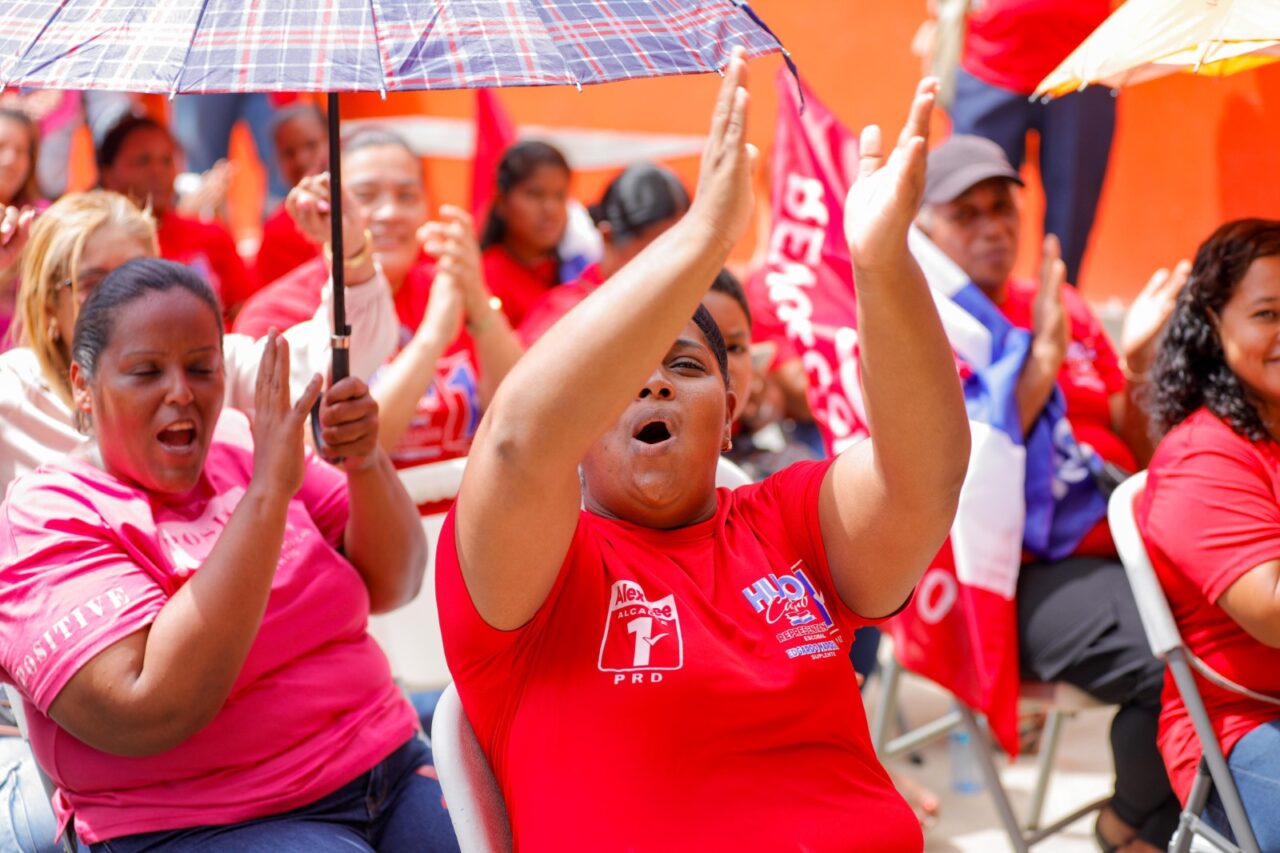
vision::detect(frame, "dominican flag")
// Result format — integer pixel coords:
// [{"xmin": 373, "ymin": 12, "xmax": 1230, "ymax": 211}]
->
[{"xmin": 756, "ymin": 70, "xmax": 1107, "ymax": 753}]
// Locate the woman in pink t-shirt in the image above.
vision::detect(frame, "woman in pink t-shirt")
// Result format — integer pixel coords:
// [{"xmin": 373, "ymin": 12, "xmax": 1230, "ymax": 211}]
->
[
  {"xmin": 1140, "ymin": 219, "xmax": 1280, "ymax": 848},
  {"xmin": 438, "ymin": 57, "xmax": 969, "ymax": 851},
  {"xmin": 0, "ymin": 258, "xmax": 457, "ymax": 851}
]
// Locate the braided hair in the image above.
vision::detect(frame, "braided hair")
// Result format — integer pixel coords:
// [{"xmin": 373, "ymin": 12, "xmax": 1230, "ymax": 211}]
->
[{"xmin": 1150, "ymin": 218, "xmax": 1280, "ymax": 440}]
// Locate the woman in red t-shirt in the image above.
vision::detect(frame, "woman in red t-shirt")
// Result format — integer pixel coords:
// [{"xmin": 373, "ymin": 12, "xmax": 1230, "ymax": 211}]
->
[
  {"xmin": 438, "ymin": 61, "xmax": 968, "ymax": 851},
  {"xmin": 1141, "ymin": 219, "xmax": 1280, "ymax": 848},
  {"xmin": 478, "ymin": 141, "xmax": 570, "ymax": 327}
]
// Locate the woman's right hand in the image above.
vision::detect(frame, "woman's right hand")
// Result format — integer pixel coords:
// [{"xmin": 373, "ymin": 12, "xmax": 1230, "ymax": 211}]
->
[
  {"xmin": 689, "ymin": 46, "xmax": 755, "ymax": 253},
  {"xmin": 251, "ymin": 330, "xmax": 324, "ymax": 499},
  {"xmin": 0, "ymin": 206, "xmax": 35, "ymax": 276}
]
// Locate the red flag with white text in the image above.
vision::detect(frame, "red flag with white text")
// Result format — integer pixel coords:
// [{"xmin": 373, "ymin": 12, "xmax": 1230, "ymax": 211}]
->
[{"xmin": 757, "ymin": 70, "xmax": 1020, "ymax": 754}]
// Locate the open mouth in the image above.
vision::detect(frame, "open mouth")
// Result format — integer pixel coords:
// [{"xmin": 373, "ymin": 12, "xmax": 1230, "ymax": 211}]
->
[
  {"xmin": 157, "ymin": 420, "xmax": 197, "ymax": 450},
  {"xmin": 633, "ymin": 420, "xmax": 673, "ymax": 445}
]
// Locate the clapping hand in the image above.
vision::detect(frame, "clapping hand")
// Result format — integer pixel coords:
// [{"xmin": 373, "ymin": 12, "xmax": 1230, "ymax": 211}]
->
[
  {"xmin": 286, "ymin": 172, "xmax": 368, "ymax": 258},
  {"xmin": 1033, "ymin": 234, "xmax": 1069, "ymax": 360},
  {"xmin": 0, "ymin": 206, "xmax": 35, "ymax": 277},
  {"xmin": 250, "ymin": 331, "xmax": 324, "ymax": 499},
  {"xmin": 688, "ymin": 46, "xmax": 756, "ymax": 253},
  {"xmin": 844, "ymin": 78, "xmax": 938, "ymax": 274},
  {"xmin": 419, "ymin": 205, "xmax": 486, "ymax": 332},
  {"xmin": 1122, "ymin": 259, "xmax": 1189, "ymax": 367}
]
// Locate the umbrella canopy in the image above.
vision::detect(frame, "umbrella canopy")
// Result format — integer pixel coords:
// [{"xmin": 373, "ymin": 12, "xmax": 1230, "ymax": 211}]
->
[
  {"xmin": 1035, "ymin": 0, "xmax": 1280, "ymax": 98},
  {"xmin": 0, "ymin": 0, "xmax": 784, "ymax": 94}
]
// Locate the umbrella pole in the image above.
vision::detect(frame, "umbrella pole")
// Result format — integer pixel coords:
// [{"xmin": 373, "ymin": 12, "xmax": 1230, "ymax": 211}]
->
[{"xmin": 327, "ymin": 91, "xmax": 350, "ymax": 385}]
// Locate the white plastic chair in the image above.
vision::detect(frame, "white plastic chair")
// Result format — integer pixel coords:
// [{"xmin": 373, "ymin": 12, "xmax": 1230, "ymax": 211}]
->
[
  {"xmin": 1108, "ymin": 472, "xmax": 1261, "ymax": 853},
  {"xmin": 431, "ymin": 683, "xmax": 512, "ymax": 853}
]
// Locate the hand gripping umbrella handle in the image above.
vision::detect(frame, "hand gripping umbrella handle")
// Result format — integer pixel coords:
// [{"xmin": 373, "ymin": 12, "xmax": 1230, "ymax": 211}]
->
[{"xmin": 310, "ymin": 327, "xmax": 351, "ymax": 457}]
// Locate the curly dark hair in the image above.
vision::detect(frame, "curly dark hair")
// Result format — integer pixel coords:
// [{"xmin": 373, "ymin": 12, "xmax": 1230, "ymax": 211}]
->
[{"xmin": 1150, "ymin": 218, "xmax": 1280, "ymax": 440}]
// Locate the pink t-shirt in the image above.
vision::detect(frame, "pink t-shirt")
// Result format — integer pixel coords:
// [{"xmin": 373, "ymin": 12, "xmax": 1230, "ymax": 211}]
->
[
  {"xmin": 438, "ymin": 459, "xmax": 921, "ymax": 851},
  {"xmin": 0, "ymin": 410, "xmax": 417, "ymax": 843}
]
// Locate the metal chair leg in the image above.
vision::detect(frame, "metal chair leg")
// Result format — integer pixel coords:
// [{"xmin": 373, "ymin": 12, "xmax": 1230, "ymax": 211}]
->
[
  {"xmin": 958, "ymin": 704, "xmax": 1031, "ymax": 853},
  {"xmin": 1024, "ymin": 709, "xmax": 1065, "ymax": 832},
  {"xmin": 871, "ymin": 654, "xmax": 902, "ymax": 756}
]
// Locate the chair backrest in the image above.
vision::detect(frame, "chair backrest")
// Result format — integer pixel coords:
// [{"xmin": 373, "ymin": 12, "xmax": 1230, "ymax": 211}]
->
[
  {"xmin": 715, "ymin": 456, "xmax": 753, "ymax": 489},
  {"xmin": 431, "ymin": 683, "xmax": 513, "ymax": 853},
  {"xmin": 398, "ymin": 457, "xmax": 468, "ymax": 506},
  {"xmin": 1107, "ymin": 471, "xmax": 1185, "ymax": 659}
]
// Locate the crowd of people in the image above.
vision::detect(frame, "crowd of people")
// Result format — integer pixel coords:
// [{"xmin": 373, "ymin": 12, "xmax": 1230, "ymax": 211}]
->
[{"xmin": 0, "ymin": 22, "xmax": 1275, "ymax": 853}]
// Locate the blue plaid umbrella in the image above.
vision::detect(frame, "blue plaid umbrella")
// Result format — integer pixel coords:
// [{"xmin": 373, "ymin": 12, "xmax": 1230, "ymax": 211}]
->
[{"xmin": 0, "ymin": 0, "xmax": 788, "ymax": 389}]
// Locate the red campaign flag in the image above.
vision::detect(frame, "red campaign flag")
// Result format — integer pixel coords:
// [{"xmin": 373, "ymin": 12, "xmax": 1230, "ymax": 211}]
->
[
  {"xmin": 757, "ymin": 69, "xmax": 1021, "ymax": 754},
  {"xmin": 470, "ymin": 89, "xmax": 518, "ymax": 224}
]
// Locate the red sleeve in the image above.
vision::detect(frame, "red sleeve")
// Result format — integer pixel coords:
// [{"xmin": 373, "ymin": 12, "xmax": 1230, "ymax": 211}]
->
[
  {"xmin": 1142, "ymin": 419, "xmax": 1280, "ymax": 603},
  {"xmin": 206, "ymin": 222, "xmax": 256, "ymax": 311}
]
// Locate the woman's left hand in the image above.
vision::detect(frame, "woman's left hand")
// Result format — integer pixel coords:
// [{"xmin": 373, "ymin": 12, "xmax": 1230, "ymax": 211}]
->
[
  {"xmin": 419, "ymin": 205, "xmax": 488, "ymax": 321},
  {"xmin": 1121, "ymin": 259, "xmax": 1189, "ymax": 366},
  {"xmin": 317, "ymin": 376, "xmax": 382, "ymax": 471}
]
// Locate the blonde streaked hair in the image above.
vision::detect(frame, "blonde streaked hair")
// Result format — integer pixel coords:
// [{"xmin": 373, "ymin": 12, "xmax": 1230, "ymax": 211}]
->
[{"xmin": 17, "ymin": 190, "xmax": 158, "ymax": 404}]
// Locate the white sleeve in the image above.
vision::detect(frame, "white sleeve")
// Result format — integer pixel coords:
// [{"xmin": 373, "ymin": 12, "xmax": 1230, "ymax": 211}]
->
[{"xmin": 221, "ymin": 266, "xmax": 399, "ymax": 414}]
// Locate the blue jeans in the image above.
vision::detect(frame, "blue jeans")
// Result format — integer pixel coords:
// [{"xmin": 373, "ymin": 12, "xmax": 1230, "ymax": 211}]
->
[
  {"xmin": 91, "ymin": 736, "xmax": 459, "ymax": 852},
  {"xmin": 949, "ymin": 68, "xmax": 1116, "ymax": 285},
  {"xmin": 1205, "ymin": 718, "xmax": 1280, "ymax": 851},
  {"xmin": 170, "ymin": 93, "xmax": 288, "ymax": 207},
  {"xmin": 0, "ymin": 736, "xmax": 61, "ymax": 853}
]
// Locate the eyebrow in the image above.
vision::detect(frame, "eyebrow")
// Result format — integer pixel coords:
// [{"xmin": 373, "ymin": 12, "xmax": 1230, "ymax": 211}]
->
[
  {"xmin": 671, "ymin": 337, "xmax": 707, "ymax": 352},
  {"xmin": 121, "ymin": 345, "xmax": 221, "ymax": 357}
]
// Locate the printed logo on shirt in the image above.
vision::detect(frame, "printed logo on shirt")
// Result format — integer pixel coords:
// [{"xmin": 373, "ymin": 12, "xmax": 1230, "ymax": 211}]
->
[
  {"xmin": 598, "ymin": 580, "xmax": 683, "ymax": 683},
  {"xmin": 11, "ymin": 587, "xmax": 133, "ymax": 691},
  {"xmin": 156, "ymin": 487, "xmax": 246, "ymax": 578},
  {"xmin": 742, "ymin": 562, "xmax": 844, "ymax": 661}
]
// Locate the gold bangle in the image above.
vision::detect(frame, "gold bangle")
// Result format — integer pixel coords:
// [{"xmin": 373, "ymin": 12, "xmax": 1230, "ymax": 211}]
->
[
  {"xmin": 466, "ymin": 295, "xmax": 504, "ymax": 336},
  {"xmin": 323, "ymin": 228, "xmax": 374, "ymax": 270}
]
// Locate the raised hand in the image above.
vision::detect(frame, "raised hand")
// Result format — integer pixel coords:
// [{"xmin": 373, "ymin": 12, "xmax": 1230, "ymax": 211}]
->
[
  {"xmin": 844, "ymin": 78, "xmax": 938, "ymax": 273},
  {"xmin": 418, "ymin": 205, "xmax": 488, "ymax": 325},
  {"xmin": 0, "ymin": 206, "xmax": 35, "ymax": 277},
  {"xmin": 1033, "ymin": 233, "xmax": 1069, "ymax": 360},
  {"xmin": 689, "ymin": 45, "xmax": 755, "ymax": 253},
  {"xmin": 176, "ymin": 159, "xmax": 234, "ymax": 220},
  {"xmin": 250, "ymin": 331, "xmax": 324, "ymax": 499},
  {"xmin": 1122, "ymin": 259, "xmax": 1188, "ymax": 366},
  {"xmin": 316, "ymin": 376, "xmax": 382, "ymax": 471},
  {"xmin": 286, "ymin": 172, "xmax": 368, "ymax": 255}
]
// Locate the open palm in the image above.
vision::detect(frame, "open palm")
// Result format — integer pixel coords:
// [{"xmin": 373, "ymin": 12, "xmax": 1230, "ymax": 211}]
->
[{"xmin": 844, "ymin": 79, "xmax": 938, "ymax": 271}]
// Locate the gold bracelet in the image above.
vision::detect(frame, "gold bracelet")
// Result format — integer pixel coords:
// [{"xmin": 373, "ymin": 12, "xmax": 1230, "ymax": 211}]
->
[
  {"xmin": 466, "ymin": 295, "xmax": 504, "ymax": 336},
  {"xmin": 323, "ymin": 228, "xmax": 374, "ymax": 270}
]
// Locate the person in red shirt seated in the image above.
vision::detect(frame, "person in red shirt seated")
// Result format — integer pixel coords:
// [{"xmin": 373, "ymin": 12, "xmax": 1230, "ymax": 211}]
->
[
  {"xmin": 1140, "ymin": 219, "xmax": 1280, "ymax": 849},
  {"xmin": 926, "ymin": 0, "xmax": 1116, "ymax": 284},
  {"xmin": 518, "ymin": 161, "xmax": 689, "ymax": 346},
  {"xmin": 916, "ymin": 134, "xmax": 1183, "ymax": 852},
  {"xmin": 253, "ymin": 104, "xmax": 327, "ymax": 289},
  {"xmin": 239, "ymin": 128, "xmax": 521, "ymax": 489},
  {"xmin": 478, "ymin": 140, "xmax": 570, "ymax": 327},
  {"xmin": 97, "ymin": 115, "xmax": 255, "ymax": 319},
  {"xmin": 438, "ymin": 59, "xmax": 968, "ymax": 851}
]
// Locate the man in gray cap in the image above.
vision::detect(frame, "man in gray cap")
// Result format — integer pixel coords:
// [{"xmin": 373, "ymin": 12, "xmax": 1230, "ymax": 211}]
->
[{"xmin": 916, "ymin": 133, "xmax": 1182, "ymax": 852}]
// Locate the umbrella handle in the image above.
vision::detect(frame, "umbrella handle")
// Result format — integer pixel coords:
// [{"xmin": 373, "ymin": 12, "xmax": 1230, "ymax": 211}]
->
[{"xmin": 310, "ymin": 328, "xmax": 352, "ymax": 459}]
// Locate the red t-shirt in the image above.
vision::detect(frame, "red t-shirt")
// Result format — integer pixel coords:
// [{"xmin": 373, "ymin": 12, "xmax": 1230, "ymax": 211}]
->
[
  {"xmin": 962, "ymin": 0, "xmax": 1112, "ymax": 95},
  {"xmin": 998, "ymin": 277, "xmax": 1129, "ymax": 556},
  {"xmin": 156, "ymin": 211, "xmax": 255, "ymax": 315},
  {"xmin": 1137, "ymin": 408, "xmax": 1280, "ymax": 803},
  {"xmin": 232, "ymin": 256, "xmax": 327, "ymax": 339},
  {"xmin": 481, "ymin": 245, "xmax": 558, "ymax": 328},
  {"xmin": 254, "ymin": 204, "xmax": 320, "ymax": 290},
  {"xmin": 515, "ymin": 264, "xmax": 604, "ymax": 346},
  {"xmin": 437, "ymin": 460, "xmax": 921, "ymax": 851}
]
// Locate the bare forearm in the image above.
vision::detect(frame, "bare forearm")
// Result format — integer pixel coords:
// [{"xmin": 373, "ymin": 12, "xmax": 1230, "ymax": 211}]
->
[
  {"xmin": 343, "ymin": 450, "xmax": 427, "ymax": 612},
  {"xmin": 1016, "ymin": 342, "xmax": 1064, "ymax": 435},
  {"xmin": 855, "ymin": 252, "xmax": 969, "ymax": 499},
  {"xmin": 371, "ymin": 330, "xmax": 451, "ymax": 451},
  {"xmin": 1115, "ymin": 385, "xmax": 1156, "ymax": 468},
  {"xmin": 471, "ymin": 318, "xmax": 524, "ymax": 407},
  {"xmin": 486, "ymin": 218, "xmax": 729, "ymax": 466}
]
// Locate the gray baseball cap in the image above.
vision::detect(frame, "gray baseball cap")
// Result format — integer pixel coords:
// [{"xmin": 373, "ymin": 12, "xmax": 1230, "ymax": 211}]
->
[{"xmin": 923, "ymin": 134, "xmax": 1024, "ymax": 205}]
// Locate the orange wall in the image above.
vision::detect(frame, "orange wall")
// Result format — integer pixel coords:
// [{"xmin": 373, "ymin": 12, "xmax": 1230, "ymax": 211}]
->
[{"xmin": 88, "ymin": 1, "xmax": 1280, "ymax": 305}]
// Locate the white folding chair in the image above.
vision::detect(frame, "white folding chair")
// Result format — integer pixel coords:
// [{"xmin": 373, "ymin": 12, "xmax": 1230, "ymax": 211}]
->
[
  {"xmin": 2, "ymin": 684, "xmax": 75, "ymax": 853},
  {"xmin": 1108, "ymin": 472, "xmax": 1261, "ymax": 853},
  {"xmin": 431, "ymin": 683, "xmax": 512, "ymax": 853},
  {"xmin": 871, "ymin": 653, "xmax": 1109, "ymax": 851},
  {"xmin": 715, "ymin": 456, "xmax": 753, "ymax": 489}
]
